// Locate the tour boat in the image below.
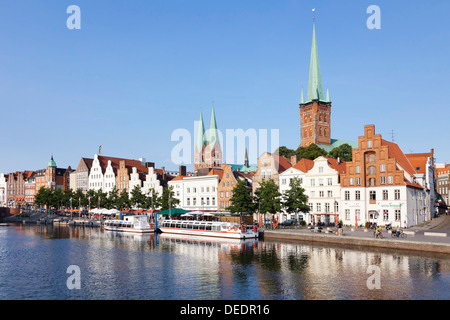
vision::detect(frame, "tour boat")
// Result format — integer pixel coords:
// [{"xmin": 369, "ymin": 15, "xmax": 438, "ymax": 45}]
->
[
  {"xmin": 103, "ymin": 215, "xmax": 155, "ymax": 233},
  {"xmin": 158, "ymin": 219, "xmax": 259, "ymax": 239}
]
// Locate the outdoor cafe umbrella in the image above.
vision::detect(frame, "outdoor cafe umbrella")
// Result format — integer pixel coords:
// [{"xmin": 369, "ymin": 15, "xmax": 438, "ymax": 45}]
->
[
  {"xmin": 105, "ymin": 209, "xmax": 120, "ymax": 215},
  {"xmin": 181, "ymin": 213, "xmax": 193, "ymax": 217},
  {"xmin": 189, "ymin": 210, "xmax": 204, "ymax": 215}
]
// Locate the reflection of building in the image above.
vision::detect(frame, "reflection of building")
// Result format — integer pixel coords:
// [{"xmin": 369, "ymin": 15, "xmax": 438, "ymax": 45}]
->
[{"xmin": 340, "ymin": 125, "xmax": 431, "ymax": 227}]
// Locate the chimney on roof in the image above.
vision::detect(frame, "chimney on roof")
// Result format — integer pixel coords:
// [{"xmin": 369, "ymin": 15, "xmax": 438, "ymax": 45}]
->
[
  {"xmin": 337, "ymin": 157, "xmax": 341, "ymax": 164},
  {"xmin": 179, "ymin": 165, "xmax": 186, "ymax": 176},
  {"xmin": 146, "ymin": 162, "xmax": 155, "ymax": 168},
  {"xmin": 291, "ymin": 155, "xmax": 297, "ymax": 166}
]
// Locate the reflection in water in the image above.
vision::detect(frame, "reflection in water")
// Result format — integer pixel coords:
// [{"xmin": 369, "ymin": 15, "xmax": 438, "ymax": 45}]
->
[{"xmin": 0, "ymin": 224, "xmax": 449, "ymax": 300}]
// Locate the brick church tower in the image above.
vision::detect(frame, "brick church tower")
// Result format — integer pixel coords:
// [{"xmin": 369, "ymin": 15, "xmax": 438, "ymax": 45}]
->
[{"xmin": 299, "ymin": 22, "xmax": 332, "ymax": 148}]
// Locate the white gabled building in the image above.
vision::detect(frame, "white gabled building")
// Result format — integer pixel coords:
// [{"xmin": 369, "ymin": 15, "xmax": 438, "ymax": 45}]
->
[
  {"xmin": 279, "ymin": 157, "xmax": 314, "ymax": 222},
  {"xmin": 142, "ymin": 167, "xmax": 165, "ymax": 197},
  {"xmin": 304, "ymin": 156, "xmax": 346, "ymax": 226}
]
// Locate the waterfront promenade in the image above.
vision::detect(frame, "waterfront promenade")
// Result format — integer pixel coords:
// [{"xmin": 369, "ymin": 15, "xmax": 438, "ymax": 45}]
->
[{"xmin": 264, "ymin": 215, "xmax": 450, "ymax": 254}]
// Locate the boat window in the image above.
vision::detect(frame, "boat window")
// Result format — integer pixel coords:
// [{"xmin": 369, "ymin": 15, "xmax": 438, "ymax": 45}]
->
[
  {"xmin": 181, "ymin": 224, "xmax": 187, "ymax": 229},
  {"xmin": 205, "ymin": 225, "xmax": 211, "ymax": 231},
  {"xmin": 192, "ymin": 224, "xmax": 199, "ymax": 230}
]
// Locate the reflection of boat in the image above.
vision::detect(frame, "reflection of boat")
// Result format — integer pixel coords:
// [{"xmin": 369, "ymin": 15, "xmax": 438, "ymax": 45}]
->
[
  {"xmin": 158, "ymin": 219, "xmax": 258, "ymax": 239},
  {"xmin": 104, "ymin": 215, "xmax": 154, "ymax": 233}
]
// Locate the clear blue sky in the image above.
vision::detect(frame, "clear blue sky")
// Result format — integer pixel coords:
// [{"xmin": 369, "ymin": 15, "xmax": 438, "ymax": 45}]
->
[{"xmin": 1, "ymin": 0, "xmax": 449, "ymax": 173}]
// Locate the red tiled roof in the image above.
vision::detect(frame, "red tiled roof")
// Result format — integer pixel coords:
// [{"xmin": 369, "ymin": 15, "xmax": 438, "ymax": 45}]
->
[
  {"xmin": 323, "ymin": 156, "xmax": 346, "ymax": 174},
  {"xmin": 97, "ymin": 155, "xmax": 149, "ymax": 175},
  {"xmin": 436, "ymin": 167, "xmax": 450, "ymax": 175},
  {"xmin": 405, "ymin": 152, "xmax": 433, "ymax": 175},
  {"xmin": 207, "ymin": 168, "xmax": 224, "ymax": 180},
  {"xmin": 170, "ymin": 175, "xmax": 185, "ymax": 181},
  {"xmin": 293, "ymin": 158, "xmax": 314, "ymax": 173},
  {"xmin": 404, "ymin": 178, "xmax": 424, "ymax": 189},
  {"xmin": 381, "ymin": 140, "xmax": 416, "ymax": 177}
]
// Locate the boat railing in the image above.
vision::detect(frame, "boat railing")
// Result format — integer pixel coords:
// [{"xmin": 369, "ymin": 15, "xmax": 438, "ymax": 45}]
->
[{"xmin": 161, "ymin": 219, "xmax": 258, "ymax": 233}]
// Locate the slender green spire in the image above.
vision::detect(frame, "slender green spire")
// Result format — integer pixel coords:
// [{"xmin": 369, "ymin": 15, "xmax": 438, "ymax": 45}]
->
[
  {"xmin": 326, "ymin": 86, "xmax": 330, "ymax": 102},
  {"xmin": 196, "ymin": 111, "xmax": 206, "ymax": 152},
  {"xmin": 208, "ymin": 105, "xmax": 219, "ymax": 148},
  {"xmin": 300, "ymin": 86, "xmax": 305, "ymax": 104},
  {"xmin": 307, "ymin": 23, "xmax": 324, "ymax": 102}
]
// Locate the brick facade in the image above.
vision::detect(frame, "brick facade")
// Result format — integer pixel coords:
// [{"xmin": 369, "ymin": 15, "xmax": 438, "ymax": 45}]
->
[{"xmin": 299, "ymin": 100, "xmax": 331, "ymax": 147}]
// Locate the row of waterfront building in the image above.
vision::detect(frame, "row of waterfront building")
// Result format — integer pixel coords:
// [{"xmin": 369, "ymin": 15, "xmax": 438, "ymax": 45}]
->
[{"xmin": 0, "ymin": 123, "xmax": 446, "ymax": 228}]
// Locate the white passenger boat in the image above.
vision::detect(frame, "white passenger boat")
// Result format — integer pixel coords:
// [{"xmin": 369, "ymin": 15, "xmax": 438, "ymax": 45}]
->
[
  {"xmin": 103, "ymin": 215, "xmax": 155, "ymax": 233},
  {"xmin": 158, "ymin": 219, "xmax": 259, "ymax": 239}
]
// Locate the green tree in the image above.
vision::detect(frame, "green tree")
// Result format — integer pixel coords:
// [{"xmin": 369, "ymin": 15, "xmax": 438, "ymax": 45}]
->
[
  {"xmin": 254, "ymin": 179, "xmax": 282, "ymax": 216},
  {"xmin": 106, "ymin": 186, "xmax": 119, "ymax": 209},
  {"xmin": 274, "ymin": 146, "xmax": 296, "ymax": 158},
  {"xmin": 296, "ymin": 143, "xmax": 328, "ymax": 160},
  {"xmin": 130, "ymin": 185, "xmax": 146, "ymax": 209},
  {"xmin": 35, "ymin": 186, "xmax": 53, "ymax": 213},
  {"xmin": 160, "ymin": 186, "xmax": 179, "ymax": 211},
  {"xmin": 328, "ymin": 143, "xmax": 353, "ymax": 162},
  {"xmin": 96, "ymin": 188, "xmax": 108, "ymax": 208},
  {"xmin": 143, "ymin": 188, "xmax": 161, "ymax": 211},
  {"xmin": 52, "ymin": 188, "xmax": 64, "ymax": 209},
  {"xmin": 85, "ymin": 189, "xmax": 95, "ymax": 208},
  {"xmin": 62, "ymin": 189, "xmax": 74, "ymax": 209},
  {"xmin": 73, "ymin": 188, "xmax": 85, "ymax": 209},
  {"xmin": 226, "ymin": 179, "xmax": 256, "ymax": 215},
  {"xmin": 282, "ymin": 177, "xmax": 310, "ymax": 216},
  {"xmin": 117, "ymin": 189, "xmax": 130, "ymax": 211}
]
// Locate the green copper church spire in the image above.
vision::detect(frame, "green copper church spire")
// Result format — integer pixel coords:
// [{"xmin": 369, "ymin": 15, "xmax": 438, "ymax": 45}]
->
[
  {"xmin": 196, "ymin": 111, "xmax": 206, "ymax": 152},
  {"xmin": 300, "ymin": 86, "xmax": 305, "ymax": 104},
  {"xmin": 306, "ymin": 22, "xmax": 324, "ymax": 102},
  {"xmin": 208, "ymin": 104, "xmax": 219, "ymax": 148}
]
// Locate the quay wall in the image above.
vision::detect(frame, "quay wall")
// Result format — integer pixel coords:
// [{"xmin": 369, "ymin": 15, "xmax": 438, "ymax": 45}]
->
[{"xmin": 263, "ymin": 230, "xmax": 450, "ymax": 255}]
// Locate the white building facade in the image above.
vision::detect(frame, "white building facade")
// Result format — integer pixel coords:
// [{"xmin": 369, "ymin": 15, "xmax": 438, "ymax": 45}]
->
[
  {"xmin": 169, "ymin": 174, "xmax": 219, "ymax": 212},
  {"xmin": 278, "ymin": 158, "xmax": 313, "ymax": 222},
  {"xmin": 304, "ymin": 156, "xmax": 344, "ymax": 226},
  {"xmin": 0, "ymin": 173, "xmax": 7, "ymax": 207}
]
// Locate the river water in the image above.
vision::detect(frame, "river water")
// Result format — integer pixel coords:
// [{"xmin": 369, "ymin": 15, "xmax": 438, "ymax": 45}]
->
[{"xmin": 0, "ymin": 224, "xmax": 449, "ymax": 300}]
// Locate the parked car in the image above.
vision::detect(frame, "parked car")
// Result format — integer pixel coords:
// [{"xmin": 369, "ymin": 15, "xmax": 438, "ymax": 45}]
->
[{"xmin": 280, "ymin": 219, "xmax": 294, "ymax": 227}]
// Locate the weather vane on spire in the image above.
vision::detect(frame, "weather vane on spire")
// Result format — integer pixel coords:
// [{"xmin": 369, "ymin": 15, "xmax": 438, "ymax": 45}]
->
[{"xmin": 312, "ymin": 8, "xmax": 316, "ymax": 23}]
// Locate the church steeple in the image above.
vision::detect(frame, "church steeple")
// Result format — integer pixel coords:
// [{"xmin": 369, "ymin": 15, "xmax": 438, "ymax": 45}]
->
[
  {"xmin": 196, "ymin": 111, "xmax": 206, "ymax": 153},
  {"xmin": 306, "ymin": 22, "xmax": 324, "ymax": 102},
  {"xmin": 208, "ymin": 104, "xmax": 219, "ymax": 149},
  {"xmin": 299, "ymin": 14, "xmax": 331, "ymax": 148}
]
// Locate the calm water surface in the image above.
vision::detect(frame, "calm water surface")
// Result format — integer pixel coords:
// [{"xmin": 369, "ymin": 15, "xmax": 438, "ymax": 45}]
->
[{"xmin": 0, "ymin": 224, "xmax": 449, "ymax": 300}]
